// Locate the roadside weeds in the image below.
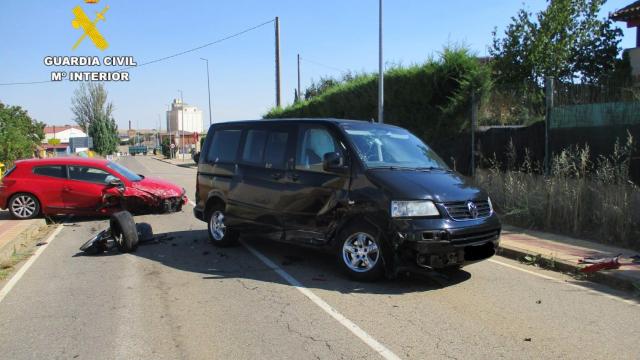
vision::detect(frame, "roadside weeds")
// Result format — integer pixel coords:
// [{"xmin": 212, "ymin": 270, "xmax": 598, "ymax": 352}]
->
[{"xmin": 0, "ymin": 224, "xmax": 55, "ymax": 282}]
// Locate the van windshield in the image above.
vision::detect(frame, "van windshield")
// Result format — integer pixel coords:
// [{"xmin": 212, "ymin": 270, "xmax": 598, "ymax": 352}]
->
[{"xmin": 342, "ymin": 124, "xmax": 449, "ymax": 170}]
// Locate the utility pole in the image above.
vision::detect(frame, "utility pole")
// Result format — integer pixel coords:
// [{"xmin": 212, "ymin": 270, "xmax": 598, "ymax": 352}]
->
[
  {"xmin": 275, "ymin": 16, "xmax": 281, "ymax": 107},
  {"xmin": 377, "ymin": 0, "xmax": 384, "ymax": 123},
  {"xmin": 178, "ymin": 90, "xmax": 184, "ymax": 161},
  {"xmin": 200, "ymin": 58, "xmax": 213, "ymax": 127},
  {"xmin": 297, "ymin": 54, "xmax": 301, "ymax": 103}
]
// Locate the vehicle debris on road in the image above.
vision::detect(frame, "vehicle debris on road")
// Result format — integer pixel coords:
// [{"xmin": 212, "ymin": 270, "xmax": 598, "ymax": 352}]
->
[{"xmin": 79, "ymin": 211, "xmax": 153, "ymax": 254}]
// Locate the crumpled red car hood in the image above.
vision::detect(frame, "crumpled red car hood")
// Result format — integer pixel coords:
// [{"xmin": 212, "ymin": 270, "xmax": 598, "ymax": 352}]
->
[{"xmin": 129, "ymin": 177, "xmax": 184, "ymax": 198}]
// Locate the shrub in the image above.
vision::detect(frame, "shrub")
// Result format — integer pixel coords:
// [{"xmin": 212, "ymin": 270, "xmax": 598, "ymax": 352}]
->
[
  {"xmin": 476, "ymin": 132, "xmax": 639, "ymax": 250},
  {"xmin": 265, "ymin": 47, "xmax": 491, "ymax": 146}
]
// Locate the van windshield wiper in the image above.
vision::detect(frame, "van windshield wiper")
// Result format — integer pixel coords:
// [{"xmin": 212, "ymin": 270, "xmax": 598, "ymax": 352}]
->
[
  {"xmin": 415, "ymin": 166, "xmax": 452, "ymax": 172},
  {"xmin": 369, "ymin": 166, "xmax": 451, "ymax": 172}
]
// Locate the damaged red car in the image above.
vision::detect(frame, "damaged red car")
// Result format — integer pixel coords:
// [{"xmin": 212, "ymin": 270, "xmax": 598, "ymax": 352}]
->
[{"xmin": 0, "ymin": 157, "xmax": 187, "ymax": 219}]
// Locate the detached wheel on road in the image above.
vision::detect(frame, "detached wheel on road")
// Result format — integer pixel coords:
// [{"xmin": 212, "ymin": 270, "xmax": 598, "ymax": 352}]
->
[
  {"xmin": 337, "ymin": 222, "xmax": 384, "ymax": 281},
  {"xmin": 207, "ymin": 207, "xmax": 238, "ymax": 247},
  {"xmin": 8, "ymin": 193, "xmax": 40, "ymax": 220},
  {"xmin": 110, "ymin": 211, "xmax": 139, "ymax": 253}
]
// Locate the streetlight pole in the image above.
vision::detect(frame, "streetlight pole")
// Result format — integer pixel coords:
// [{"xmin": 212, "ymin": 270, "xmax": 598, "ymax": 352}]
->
[
  {"xmin": 275, "ymin": 16, "xmax": 281, "ymax": 107},
  {"xmin": 200, "ymin": 58, "xmax": 213, "ymax": 127},
  {"xmin": 166, "ymin": 103, "xmax": 173, "ymax": 159},
  {"xmin": 377, "ymin": 0, "xmax": 384, "ymax": 123},
  {"xmin": 178, "ymin": 90, "xmax": 184, "ymax": 161}
]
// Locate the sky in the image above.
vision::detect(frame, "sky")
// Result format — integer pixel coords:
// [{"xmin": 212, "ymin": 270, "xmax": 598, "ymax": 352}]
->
[{"xmin": 0, "ymin": 0, "xmax": 636, "ymax": 131}]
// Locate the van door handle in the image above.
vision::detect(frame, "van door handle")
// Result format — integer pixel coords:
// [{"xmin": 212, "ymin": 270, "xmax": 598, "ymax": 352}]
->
[
  {"xmin": 271, "ymin": 172, "xmax": 283, "ymax": 180},
  {"xmin": 288, "ymin": 173, "xmax": 299, "ymax": 181}
]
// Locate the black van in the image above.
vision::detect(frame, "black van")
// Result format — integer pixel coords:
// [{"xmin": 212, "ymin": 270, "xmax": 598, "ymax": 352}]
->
[{"xmin": 194, "ymin": 119, "xmax": 500, "ymax": 281}]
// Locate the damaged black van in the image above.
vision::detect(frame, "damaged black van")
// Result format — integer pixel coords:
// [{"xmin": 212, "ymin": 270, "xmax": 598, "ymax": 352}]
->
[{"xmin": 194, "ymin": 119, "xmax": 501, "ymax": 281}]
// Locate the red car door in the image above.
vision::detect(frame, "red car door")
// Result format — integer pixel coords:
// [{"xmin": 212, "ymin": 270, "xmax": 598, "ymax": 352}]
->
[
  {"xmin": 63, "ymin": 165, "xmax": 115, "ymax": 214},
  {"xmin": 30, "ymin": 165, "xmax": 68, "ymax": 212}
]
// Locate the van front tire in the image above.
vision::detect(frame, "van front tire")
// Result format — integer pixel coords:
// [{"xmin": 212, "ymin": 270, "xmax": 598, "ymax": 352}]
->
[
  {"xmin": 207, "ymin": 208, "xmax": 238, "ymax": 247},
  {"xmin": 337, "ymin": 222, "xmax": 384, "ymax": 281}
]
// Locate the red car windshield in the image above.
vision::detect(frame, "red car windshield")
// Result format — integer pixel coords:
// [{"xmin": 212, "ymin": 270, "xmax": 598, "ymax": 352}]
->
[{"xmin": 107, "ymin": 161, "xmax": 143, "ymax": 182}]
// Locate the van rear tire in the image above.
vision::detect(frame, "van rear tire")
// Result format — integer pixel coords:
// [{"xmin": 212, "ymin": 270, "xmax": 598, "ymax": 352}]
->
[{"xmin": 207, "ymin": 208, "xmax": 238, "ymax": 247}]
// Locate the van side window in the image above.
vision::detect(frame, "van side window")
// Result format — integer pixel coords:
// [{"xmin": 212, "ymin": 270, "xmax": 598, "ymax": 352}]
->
[
  {"xmin": 207, "ymin": 129, "xmax": 242, "ymax": 163},
  {"xmin": 241, "ymin": 129, "xmax": 268, "ymax": 164},
  {"xmin": 264, "ymin": 131, "xmax": 289, "ymax": 169},
  {"xmin": 296, "ymin": 126, "xmax": 340, "ymax": 172}
]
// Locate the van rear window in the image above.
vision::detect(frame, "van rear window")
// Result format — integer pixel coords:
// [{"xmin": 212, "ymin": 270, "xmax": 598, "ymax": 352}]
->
[{"xmin": 207, "ymin": 129, "xmax": 242, "ymax": 163}]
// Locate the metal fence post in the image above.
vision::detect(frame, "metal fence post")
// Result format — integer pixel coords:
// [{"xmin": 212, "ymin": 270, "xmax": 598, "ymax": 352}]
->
[
  {"xmin": 544, "ymin": 77, "xmax": 554, "ymax": 176},
  {"xmin": 470, "ymin": 90, "xmax": 477, "ymax": 177}
]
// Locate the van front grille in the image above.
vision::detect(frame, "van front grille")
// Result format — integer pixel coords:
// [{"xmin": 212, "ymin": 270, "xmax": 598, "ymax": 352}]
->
[{"xmin": 444, "ymin": 200, "xmax": 491, "ymax": 221}]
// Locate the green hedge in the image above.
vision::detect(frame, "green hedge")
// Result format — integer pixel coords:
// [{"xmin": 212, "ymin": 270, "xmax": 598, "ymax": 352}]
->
[{"xmin": 264, "ymin": 48, "xmax": 490, "ymax": 144}]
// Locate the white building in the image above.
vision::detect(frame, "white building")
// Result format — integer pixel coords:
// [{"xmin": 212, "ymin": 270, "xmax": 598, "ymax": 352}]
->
[
  {"xmin": 43, "ymin": 125, "xmax": 87, "ymax": 144},
  {"xmin": 166, "ymin": 99, "xmax": 203, "ymax": 135}
]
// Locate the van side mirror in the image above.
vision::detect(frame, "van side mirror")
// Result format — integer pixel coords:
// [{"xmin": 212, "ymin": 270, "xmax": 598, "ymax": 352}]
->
[
  {"xmin": 105, "ymin": 175, "xmax": 124, "ymax": 188},
  {"xmin": 193, "ymin": 152, "xmax": 200, "ymax": 163},
  {"xmin": 323, "ymin": 152, "xmax": 345, "ymax": 172}
]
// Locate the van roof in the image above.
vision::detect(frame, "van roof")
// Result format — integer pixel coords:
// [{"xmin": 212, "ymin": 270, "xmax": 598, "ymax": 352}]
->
[{"xmin": 209, "ymin": 118, "xmax": 403, "ymax": 129}]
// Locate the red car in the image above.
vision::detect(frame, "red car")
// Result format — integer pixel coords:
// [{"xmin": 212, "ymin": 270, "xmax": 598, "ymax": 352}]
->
[{"xmin": 0, "ymin": 157, "xmax": 187, "ymax": 219}]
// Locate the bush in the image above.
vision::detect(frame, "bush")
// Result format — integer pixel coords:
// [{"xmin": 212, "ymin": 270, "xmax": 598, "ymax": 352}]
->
[
  {"xmin": 265, "ymin": 47, "xmax": 491, "ymax": 146},
  {"xmin": 476, "ymin": 133, "xmax": 639, "ymax": 250}
]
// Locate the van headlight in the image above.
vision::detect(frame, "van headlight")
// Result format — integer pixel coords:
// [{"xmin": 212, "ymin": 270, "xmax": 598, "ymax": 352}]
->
[{"xmin": 391, "ymin": 200, "xmax": 439, "ymax": 218}]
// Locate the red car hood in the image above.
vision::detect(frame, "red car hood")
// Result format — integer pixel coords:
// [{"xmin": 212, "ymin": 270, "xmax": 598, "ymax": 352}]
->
[{"xmin": 129, "ymin": 177, "xmax": 184, "ymax": 199}]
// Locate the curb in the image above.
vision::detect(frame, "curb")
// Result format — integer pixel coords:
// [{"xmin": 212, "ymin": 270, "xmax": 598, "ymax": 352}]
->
[
  {"xmin": 151, "ymin": 156, "xmax": 197, "ymax": 168},
  {"xmin": 496, "ymin": 244, "xmax": 638, "ymax": 294},
  {"xmin": 0, "ymin": 220, "xmax": 47, "ymax": 264}
]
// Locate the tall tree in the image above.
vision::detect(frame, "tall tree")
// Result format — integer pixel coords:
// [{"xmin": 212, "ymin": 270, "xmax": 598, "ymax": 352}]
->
[
  {"xmin": 71, "ymin": 83, "xmax": 118, "ymax": 155},
  {"xmin": 71, "ymin": 82, "xmax": 114, "ymax": 132},
  {"xmin": 0, "ymin": 102, "xmax": 45, "ymax": 165},
  {"xmin": 490, "ymin": 0, "xmax": 622, "ymax": 85}
]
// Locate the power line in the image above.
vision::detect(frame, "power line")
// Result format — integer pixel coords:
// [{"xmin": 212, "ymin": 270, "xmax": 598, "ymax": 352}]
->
[
  {"xmin": 299, "ymin": 57, "xmax": 346, "ymax": 74},
  {"xmin": 0, "ymin": 19, "xmax": 275, "ymax": 86}
]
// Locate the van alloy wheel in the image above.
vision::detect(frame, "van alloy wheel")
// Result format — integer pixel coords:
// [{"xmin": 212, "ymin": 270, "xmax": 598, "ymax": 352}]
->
[
  {"xmin": 342, "ymin": 232, "xmax": 379, "ymax": 273},
  {"xmin": 10, "ymin": 194, "xmax": 39, "ymax": 219},
  {"xmin": 209, "ymin": 211, "xmax": 226, "ymax": 241}
]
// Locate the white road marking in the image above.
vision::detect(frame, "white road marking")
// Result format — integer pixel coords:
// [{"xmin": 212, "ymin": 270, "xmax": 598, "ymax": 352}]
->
[
  {"xmin": 241, "ymin": 240, "xmax": 402, "ymax": 360},
  {"xmin": 185, "ymin": 201, "xmax": 398, "ymax": 357},
  {"xmin": 489, "ymin": 258, "xmax": 639, "ymax": 307},
  {"xmin": 0, "ymin": 224, "xmax": 64, "ymax": 304}
]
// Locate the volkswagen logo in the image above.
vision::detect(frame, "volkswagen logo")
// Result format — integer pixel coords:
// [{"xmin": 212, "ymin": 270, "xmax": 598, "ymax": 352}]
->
[{"xmin": 466, "ymin": 201, "xmax": 479, "ymax": 218}]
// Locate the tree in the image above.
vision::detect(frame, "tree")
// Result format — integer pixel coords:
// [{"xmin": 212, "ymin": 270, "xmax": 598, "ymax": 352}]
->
[
  {"xmin": 490, "ymin": 0, "xmax": 623, "ymax": 85},
  {"xmin": 70, "ymin": 83, "xmax": 118, "ymax": 155},
  {"xmin": 304, "ymin": 77, "xmax": 339, "ymax": 100},
  {"xmin": 88, "ymin": 114, "xmax": 118, "ymax": 155},
  {"xmin": 0, "ymin": 102, "xmax": 45, "ymax": 165}
]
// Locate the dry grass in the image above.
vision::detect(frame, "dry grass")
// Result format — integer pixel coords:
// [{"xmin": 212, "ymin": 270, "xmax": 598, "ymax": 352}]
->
[{"xmin": 476, "ymin": 133, "xmax": 639, "ymax": 250}]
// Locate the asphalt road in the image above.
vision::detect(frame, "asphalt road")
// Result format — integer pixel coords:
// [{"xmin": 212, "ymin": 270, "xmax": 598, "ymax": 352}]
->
[{"xmin": 0, "ymin": 156, "xmax": 638, "ymax": 360}]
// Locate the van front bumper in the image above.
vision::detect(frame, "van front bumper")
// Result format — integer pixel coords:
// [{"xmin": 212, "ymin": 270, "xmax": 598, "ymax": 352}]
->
[{"xmin": 391, "ymin": 215, "xmax": 501, "ymax": 269}]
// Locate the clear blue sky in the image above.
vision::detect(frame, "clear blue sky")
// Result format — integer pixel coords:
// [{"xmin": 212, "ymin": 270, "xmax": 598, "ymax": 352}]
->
[{"xmin": 0, "ymin": 0, "xmax": 636, "ymax": 130}]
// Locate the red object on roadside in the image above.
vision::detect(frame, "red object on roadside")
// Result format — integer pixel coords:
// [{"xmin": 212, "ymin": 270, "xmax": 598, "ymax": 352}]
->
[{"xmin": 580, "ymin": 257, "xmax": 621, "ymax": 273}]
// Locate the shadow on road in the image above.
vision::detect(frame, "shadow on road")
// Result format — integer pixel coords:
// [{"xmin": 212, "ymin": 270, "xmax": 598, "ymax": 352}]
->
[{"xmin": 74, "ymin": 228, "xmax": 473, "ymax": 295}]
